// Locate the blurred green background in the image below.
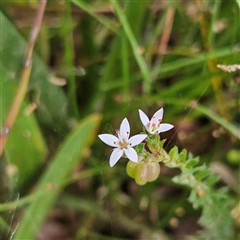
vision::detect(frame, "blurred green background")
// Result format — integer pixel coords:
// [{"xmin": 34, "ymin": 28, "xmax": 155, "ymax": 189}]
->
[{"xmin": 0, "ymin": 0, "xmax": 239, "ymax": 239}]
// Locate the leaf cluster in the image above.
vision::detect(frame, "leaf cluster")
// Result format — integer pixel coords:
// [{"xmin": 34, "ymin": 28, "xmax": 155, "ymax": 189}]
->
[{"xmin": 164, "ymin": 146, "xmax": 234, "ymax": 239}]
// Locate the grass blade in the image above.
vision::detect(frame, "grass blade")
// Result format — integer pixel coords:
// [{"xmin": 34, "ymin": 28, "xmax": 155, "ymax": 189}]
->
[
  {"xmin": 13, "ymin": 114, "xmax": 101, "ymax": 239},
  {"xmin": 71, "ymin": 0, "xmax": 117, "ymax": 32},
  {"xmin": 111, "ymin": 0, "xmax": 151, "ymax": 93}
]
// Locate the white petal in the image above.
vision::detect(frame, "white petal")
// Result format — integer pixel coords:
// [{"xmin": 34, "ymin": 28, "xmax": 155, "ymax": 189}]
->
[
  {"xmin": 98, "ymin": 134, "xmax": 119, "ymax": 147},
  {"xmin": 159, "ymin": 123, "xmax": 174, "ymax": 133},
  {"xmin": 119, "ymin": 118, "xmax": 130, "ymax": 140},
  {"xmin": 138, "ymin": 109, "xmax": 149, "ymax": 126},
  {"xmin": 128, "ymin": 134, "xmax": 147, "ymax": 147},
  {"xmin": 152, "ymin": 108, "xmax": 163, "ymax": 121},
  {"xmin": 110, "ymin": 148, "xmax": 123, "ymax": 167},
  {"xmin": 124, "ymin": 147, "xmax": 138, "ymax": 163}
]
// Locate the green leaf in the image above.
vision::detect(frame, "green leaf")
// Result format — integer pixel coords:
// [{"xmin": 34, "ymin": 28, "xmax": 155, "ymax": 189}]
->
[
  {"xmin": 199, "ymin": 194, "xmax": 234, "ymax": 239},
  {"xmin": 172, "ymin": 174, "xmax": 190, "ymax": 186},
  {"xmin": 178, "ymin": 149, "xmax": 187, "ymax": 163},
  {"xmin": 168, "ymin": 146, "xmax": 179, "ymax": 160},
  {"xmin": 0, "ymin": 11, "xmax": 69, "ymax": 132},
  {"xmin": 146, "ymin": 134, "xmax": 160, "ymax": 152},
  {"xmin": 13, "ymin": 114, "xmax": 101, "ymax": 239},
  {"xmin": 188, "ymin": 189, "xmax": 199, "ymax": 209},
  {"xmin": 135, "ymin": 143, "xmax": 145, "ymax": 155},
  {"xmin": 195, "ymin": 104, "xmax": 239, "ymax": 140},
  {"xmin": 71, "ymin": 0, "xmax": 117, "ymax": 33},
  {"xmin": 185, "ymin": 157, "xmax": 199, "ymax": 169},
  {"xmin": 1, "ymin": 67, "xmax": 47, "ymax": 188},
  {"xmin": 164, "ymin": 146, "xmax": 180, "ymax": 167},
  {"xmin": 111, "ymin": 0, "xmax": 151, "ymax": 93},
  {"xmin": 205, "ymin": 174, "xmax": 219, "ymax": 186},
  {"xmin": 159, "ymin": 139, "xmax": 167, "ymax": 150},
  {"xmin": 194, "ymin": 168, "xmax": 210, "ymax": 181}
]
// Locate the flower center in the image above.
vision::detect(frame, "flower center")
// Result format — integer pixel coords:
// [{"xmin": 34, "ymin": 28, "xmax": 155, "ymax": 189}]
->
[
  {"xmin": 149, "ymin": 118, "xmax": 162, "ymax": 132},
  {"xmin": 118, "ymin": 139, "xmax": 128, "ymax": 149}
]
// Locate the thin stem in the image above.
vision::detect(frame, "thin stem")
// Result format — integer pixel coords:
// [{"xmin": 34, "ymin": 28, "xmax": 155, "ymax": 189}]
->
[
  {"xmin": 121, "ymin": 32, "xmax": 130, "ymax": 101},
  {"xmin": 0, "ymin": 0, "xmax": 47, "ymax": 156},
  {"xmin": 63, "ymin": 1, "xmax": 79, "ymax": 118},
  {"xmin": 158, "ymin": 6, "xmax": 175, "ymax": 56},
  {"xmin": 111, "ymin": 0, "xmax": 151, "ymax": 94},
  {"xmin": 71, "ymin": 0, "xmax": 117, "ymax": 33},
  {"xmin": 208, "ymin": 1, "xmax": 221, "ymax": 48}
]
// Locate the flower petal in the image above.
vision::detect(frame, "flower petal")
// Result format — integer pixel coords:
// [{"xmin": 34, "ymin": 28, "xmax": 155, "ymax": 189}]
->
[
  {"xmin": 138, "ymin": 109, "xmax": 149, "ymax": 126},
  {"xmin": 128, "ymin": 134, "xmax": 148, "ymax": 147},
  {"xmin": 151, "ymin": 108, "xmax": 163, "ymax": 121},
  {"xmin": 159, "ymin": 123, "xmax": 174, "ymax": 133},
  {"xmin": 124, "ymin": 147, "xmax": 138, "ymax": 163},
  {"xmin": 110, "ymin": 148, "xmax": 123, "ymax": 167},
  {"xmin": 98, "ymin": 134, "xmax": 119, "ymax": 147},
  {"xmin": 119, "ymin": 118, "xmax": 130, "ymax": 140}
]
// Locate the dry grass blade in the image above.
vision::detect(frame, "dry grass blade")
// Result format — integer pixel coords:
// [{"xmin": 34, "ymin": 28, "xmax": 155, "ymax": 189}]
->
[{"xmin": 0, "ymin": 0, "xmax": 47, "ymax": 156}]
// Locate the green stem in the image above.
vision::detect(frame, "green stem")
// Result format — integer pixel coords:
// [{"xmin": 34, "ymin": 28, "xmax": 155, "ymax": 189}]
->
[
  {"xmin": 121, "ymin": 32, "xmax": 130, "ymax": 100},
  {"xmin": 71, "ymin": 0, "xmax": 117, "ymax": 32},
  {"xmin": 111, "ymin": 0, "xmax": 151, "ymax": 93},
  {"xmin": 62, "ymin": 1, "xmax": 79, "ymax": 118},
  {"xmin": 0, "ymin": 0, "xmax": 47, "ymax": 156}
]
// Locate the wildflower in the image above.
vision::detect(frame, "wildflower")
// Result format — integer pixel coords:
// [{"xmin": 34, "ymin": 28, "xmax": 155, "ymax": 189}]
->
[
  {"xmin": 98, "ymin": 118, "xmax": 147, "ymax": 167},
  {"xmin": 138, "ymin": 108, "xmax": 174, "ymax": 134}
]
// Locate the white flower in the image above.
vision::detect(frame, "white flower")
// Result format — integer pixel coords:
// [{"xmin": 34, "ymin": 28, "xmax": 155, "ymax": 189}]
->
[
  {"xmin": 138, "ymin": 108, "xmax": 174, "ymax": 134},
  {"xmin": 98, "ymin": 118, "xmax": 147, "ymax": 167}
]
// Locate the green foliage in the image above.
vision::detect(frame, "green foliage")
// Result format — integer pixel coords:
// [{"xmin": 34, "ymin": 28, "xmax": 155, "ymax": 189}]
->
[
  {"xmin": 13, "ymin": 114, "xmax": 101, "ymax": 239},
  {"xmin": 1, "ymin": 0, "xmax": 239, "ymax": 239},
  {"xmin": 0, "ymin": 11, "xmax": 70, "ymax": 132},
  {"xmin": 128, "ymin": 136, "xmax": 234, "ymax": 239},
  {"xmin": 166, "ymin": 146, "xmax": 234, "ymax": 239},
  {"xmin": 1, "ymin": 76, "xmax": 47, "ymax": 188}
]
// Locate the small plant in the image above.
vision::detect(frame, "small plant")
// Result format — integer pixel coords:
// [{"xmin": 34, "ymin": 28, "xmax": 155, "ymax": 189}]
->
[
  {"xmin": 1, "ymin": 1, "xmax": 238, "ymax": 239},
  {"xmin": 99, "ymin": 108, "xmax": 234, "ymax": 239}
]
